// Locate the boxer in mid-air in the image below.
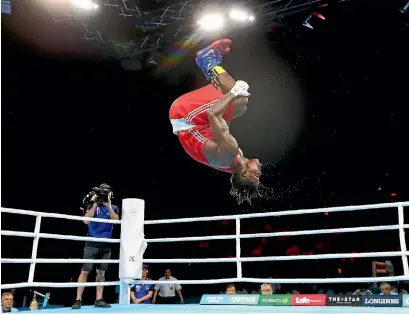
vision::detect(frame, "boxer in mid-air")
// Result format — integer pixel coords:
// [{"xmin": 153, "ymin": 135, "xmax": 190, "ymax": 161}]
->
[{"xmin": 169, "ymin": 39, "xmax": 262, "ymax": 204}]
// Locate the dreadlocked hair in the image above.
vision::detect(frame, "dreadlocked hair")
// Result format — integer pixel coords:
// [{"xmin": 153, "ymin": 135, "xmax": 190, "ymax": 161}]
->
[{"xmin": 230, "ymin": 172, "xmax": 261, "ymax": 205}]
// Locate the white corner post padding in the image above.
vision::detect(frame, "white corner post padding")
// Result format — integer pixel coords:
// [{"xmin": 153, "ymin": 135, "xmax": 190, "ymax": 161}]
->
[{"xmin": 119, "ymin": 198, "xmax": 147, "ymax": 304}]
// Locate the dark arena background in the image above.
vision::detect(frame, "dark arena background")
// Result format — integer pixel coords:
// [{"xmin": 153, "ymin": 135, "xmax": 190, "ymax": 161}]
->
[{"xmin": 2, "ymin": 0, "xmax": 409, "ymax": 310}]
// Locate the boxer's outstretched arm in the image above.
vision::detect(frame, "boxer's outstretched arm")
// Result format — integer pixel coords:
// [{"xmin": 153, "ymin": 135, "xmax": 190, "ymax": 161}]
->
[
  {"xmin": 208, "ymin": 92, "xmax": 236, "ymax": 117},
  {"xmin": 208, "ymin": 93, "xmax": 239, "ymax": 155},
  {"xmin": 211, "ymin": 67, "xmax": 248, "ymax": 105},
  {"xmin": 207, "ymin": 81, "xmax": 249, "ymax": 154}
]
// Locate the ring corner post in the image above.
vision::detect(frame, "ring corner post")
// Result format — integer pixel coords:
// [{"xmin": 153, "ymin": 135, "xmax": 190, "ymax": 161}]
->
[{"xmin": 119, "ymin": 198, "xmax": 146, "ymax": 304}]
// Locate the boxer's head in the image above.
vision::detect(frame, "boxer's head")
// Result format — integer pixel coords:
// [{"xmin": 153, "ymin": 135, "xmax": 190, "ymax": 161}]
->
[
  {"xmin": 230, "ymin": 158, "xmax": 261, "ymax": 204},
  {"xmin": 141, "ymin": 265, "xmax": 149, "ymax": 279}
]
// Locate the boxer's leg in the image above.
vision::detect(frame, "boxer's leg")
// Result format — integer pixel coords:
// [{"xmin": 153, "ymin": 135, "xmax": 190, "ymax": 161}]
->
[
  {"xmin": 196, "ymin": 40, "xmax": 247, "ymax": 114},
  {"xmin": 196, "ymin": 39, "xmax": 236, "ymax": 93}
]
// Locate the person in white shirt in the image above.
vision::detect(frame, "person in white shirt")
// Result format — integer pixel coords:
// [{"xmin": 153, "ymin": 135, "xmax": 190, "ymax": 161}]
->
[{"xmin": 152, "ymin": 268, "xmax": 184, "ymax": 304}]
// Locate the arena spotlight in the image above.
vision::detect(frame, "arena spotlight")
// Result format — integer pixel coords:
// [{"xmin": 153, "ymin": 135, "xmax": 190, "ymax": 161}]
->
[
  {"xmin": 228, "ymin": 9, "xmax": 255, "ymax": 22},
  {"xmin": 302, "ymin": 14, "xmax": 313, "ymax": 29},
  {"xmin": 313, "ymin": 12, "xmax": 326, "ymax": 20},
  {"xmin": 71, "ymin": 0, "xmax": 99, "ymax": 10},
  {"xmin": 302, "ymin": 20, "xmax": 313, "ymax": 29},
  {"xmin": 197, "ymin": 14, "xmax": 224, "ymax": 31},
  {"xmin": 399, "ymin": 1, "xmax": 409, "ymax": 13}
]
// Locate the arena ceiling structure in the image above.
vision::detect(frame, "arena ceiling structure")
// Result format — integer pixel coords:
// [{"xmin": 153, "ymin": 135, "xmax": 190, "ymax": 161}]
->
[{"xmin": 3, "ymin": 0, "xmax": 409, "ymax": 62}]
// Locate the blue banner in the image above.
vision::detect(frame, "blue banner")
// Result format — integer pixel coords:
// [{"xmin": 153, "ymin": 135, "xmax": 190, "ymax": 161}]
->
[
  {"xmin": 200, "ymin": 294, "xmax": 260, "ymax": 305},
  {"xmin": 362, "ymin": 295, "xmax": 402, "ymax": 307},
  {"xmin": 1, "ymin": 0, "xmax": 11, "ymax": 14}
]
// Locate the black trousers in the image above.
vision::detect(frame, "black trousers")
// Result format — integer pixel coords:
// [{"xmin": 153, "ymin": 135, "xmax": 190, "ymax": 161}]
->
[
  {"xmin": 157, "ymin": 295, "xmax": 177, "ymax": 304},
  {"xmin": 81, "ymin": 245, "xmax": 111, "ymax": 272}
]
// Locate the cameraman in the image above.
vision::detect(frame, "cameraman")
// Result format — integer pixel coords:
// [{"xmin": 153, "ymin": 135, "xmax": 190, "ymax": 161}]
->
[{"xmin": 72, "ymin": 184, "xmax": 119, "ymax": 310}]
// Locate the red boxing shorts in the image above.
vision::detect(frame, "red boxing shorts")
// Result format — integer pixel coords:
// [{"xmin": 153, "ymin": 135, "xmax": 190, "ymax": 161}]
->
[{"xmin": 169, "ymin": 84, "xmax": 241, "ymax": 173}]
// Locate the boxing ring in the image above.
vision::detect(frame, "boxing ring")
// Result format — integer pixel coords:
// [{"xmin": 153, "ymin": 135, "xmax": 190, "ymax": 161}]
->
[{"xmin": 1, "ymin": 200, "xmax": 409, "ymax": 314}]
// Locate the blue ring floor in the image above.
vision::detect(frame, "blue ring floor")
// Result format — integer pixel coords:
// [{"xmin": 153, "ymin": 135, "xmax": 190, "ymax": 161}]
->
[{"xmin": 35, "ymin": 304, "xmax": 407, "ymax": 313}]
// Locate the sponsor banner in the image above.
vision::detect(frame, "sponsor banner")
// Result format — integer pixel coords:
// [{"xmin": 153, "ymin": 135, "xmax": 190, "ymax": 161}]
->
[
  {"xmin": 200, "ymin": 294, "xmax": 260, "ymax": 305},
  {"xmin": 403, "ymin": 295, "xmax": 409, "ymax": 307},
  {"xmin": 326, "ymin": 295, "xmax": 361, "ymax": 306},
  {"xmin": 291, "ymin": 294, "xmax": 326, "ymax": 306},
  {"xmin": 258, "ymin": 295, "xmax": 291, "ymax": 306},
  {"xmin": 362, "ymin": 295, "xmax": 402, "ymax": 307}
]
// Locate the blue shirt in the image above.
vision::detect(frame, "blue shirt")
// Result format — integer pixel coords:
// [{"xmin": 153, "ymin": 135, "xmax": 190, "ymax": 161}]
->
[
  {"xmin": 1, "ymin": 306, "xmax": 18, "ymax": 312},
  {"xmin": 87, "ymin": 204, "xmax": 119, "ymax": 239},
  {"xmin": 132, "ymin": 278, "xmax": 154, "ymax": 304}
]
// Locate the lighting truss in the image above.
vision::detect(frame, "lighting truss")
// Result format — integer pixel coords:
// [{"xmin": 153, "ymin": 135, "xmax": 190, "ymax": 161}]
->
[{"xmin": 48, "ymin": 0, "xmax": 351, "ymax": 59}]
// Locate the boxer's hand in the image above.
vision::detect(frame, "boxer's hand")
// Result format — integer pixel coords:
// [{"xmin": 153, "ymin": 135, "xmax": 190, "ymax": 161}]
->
[
  {"xmin": 230, "ymin": 80, "xmax": 250, "ymax": 97},
  {"xmin": 91, "ymin": 194, "xmax": 98, "ymax": 203}
]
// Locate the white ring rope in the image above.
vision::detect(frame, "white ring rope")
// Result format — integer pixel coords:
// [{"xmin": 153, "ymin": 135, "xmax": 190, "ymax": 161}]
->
[
  {"xmin": 144, "ymin": 224, "xmax": 409, "ymax": 243},
  {"xmin": 3, "ymin": 275, "xmax": 409, "ymax": 290},
  {"xmin": 144, "ymin": 201, "xmax": 409, "ymax": 224},
  {"xmin": 1, "ymin": 259, "xmax": 119, "ymax": 264},
  {"xmin": 1, "ymin": 201, "xmax": 409, "ymax": 290},
  {"xmin": 2, "ymin": 224, "xmax": 408, "ymax": 244},
  {"xmin": 0, "ymin": 207, "xmax": 121, "ymax": 224},
  {"xmin": 0, "ymin": 230, "xmax": 121, "ymax": 243},
  {"xmin": 2, "ymin": 251, "xmax": 408, "ymax": 264},
  {"xmin": 0, "ymin": 281, "xmax": 121, "ymax": 290},
  {"xmin": 2, "ymin": 201, "xmax": 409, "ymax": 225}
]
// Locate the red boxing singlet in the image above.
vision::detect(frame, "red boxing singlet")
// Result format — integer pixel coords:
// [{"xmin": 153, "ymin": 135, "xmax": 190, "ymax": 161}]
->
[{"xmin": 169, "ymin": 84, "xmax": 241, "ymax": 173}]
